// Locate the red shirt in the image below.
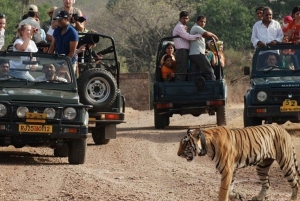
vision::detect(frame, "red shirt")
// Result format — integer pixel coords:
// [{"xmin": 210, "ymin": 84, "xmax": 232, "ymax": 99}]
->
[{"xmin": 287, "ymin": 21, "xmax": 300, "ymax": 42}]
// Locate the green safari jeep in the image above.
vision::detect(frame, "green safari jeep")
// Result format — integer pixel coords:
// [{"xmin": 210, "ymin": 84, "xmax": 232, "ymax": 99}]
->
[
  {"xmin": 0, "ymin": 51, "xmax": 91, "ymax": 164},
  {"xmin": 244, "ymin": 43, "xmax": 300, "ymax": 126}
]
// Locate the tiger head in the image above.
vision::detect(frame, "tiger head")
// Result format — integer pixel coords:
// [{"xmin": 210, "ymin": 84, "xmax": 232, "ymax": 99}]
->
[{"xmin": 177, "ymin": 129, "xmax": 206, "ymax": 162}]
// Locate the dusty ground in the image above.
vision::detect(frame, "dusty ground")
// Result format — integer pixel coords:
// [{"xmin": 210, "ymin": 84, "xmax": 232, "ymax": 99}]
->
[{"xmin": 0, "ymin": 104, "xmax": 300, "ymax": 201}]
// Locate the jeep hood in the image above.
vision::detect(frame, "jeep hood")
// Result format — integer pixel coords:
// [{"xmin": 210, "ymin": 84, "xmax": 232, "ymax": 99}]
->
[
  {"xmin": 0, "ymin": 88, "xmax": 79, "ymax": 104},
  {"xmin": 252, "ymin": 76, "xmax": 300, "ymax": 87}
]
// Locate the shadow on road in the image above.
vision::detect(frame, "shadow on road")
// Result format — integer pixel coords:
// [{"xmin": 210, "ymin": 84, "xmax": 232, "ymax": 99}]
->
[{"xmin": 0, "ymin": 151, "xmax": 69, "ymax": 165}]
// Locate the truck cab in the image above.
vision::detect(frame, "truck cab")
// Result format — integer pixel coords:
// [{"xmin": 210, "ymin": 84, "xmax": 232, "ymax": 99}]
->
[{"xmin": 244, "ymin": 43, "xmax": 300, "ymax": 126}]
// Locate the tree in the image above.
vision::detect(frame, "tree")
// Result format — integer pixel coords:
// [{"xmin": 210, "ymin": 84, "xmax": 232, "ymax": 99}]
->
[{"xmin": 195, "ymin": 0, "xmax": 253, "ymax": 50}]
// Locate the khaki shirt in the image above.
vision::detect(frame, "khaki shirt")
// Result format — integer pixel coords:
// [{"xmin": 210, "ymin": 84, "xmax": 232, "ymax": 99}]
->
[{"xmin": 52, "ymin": 7, "xmax": 82, "ymax": 27}]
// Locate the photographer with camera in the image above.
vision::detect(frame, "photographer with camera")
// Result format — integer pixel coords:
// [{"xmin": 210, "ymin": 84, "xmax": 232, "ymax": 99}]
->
[
  {"xmin": 51, "ymin": 0, "xmax": 83, "ymax": 30},
  {"xmin": 19, "ymin": 5, "xmax": 43, "ymax": 44}
]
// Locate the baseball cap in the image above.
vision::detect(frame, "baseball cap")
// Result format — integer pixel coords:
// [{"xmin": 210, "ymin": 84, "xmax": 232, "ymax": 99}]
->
[
  {"xmin": 55, "ymin": 10, "xmax": 70, "ymax": 20},
  {"xmin": 28, "ymin": 5, "xmax": 38, "ymax": 13}
]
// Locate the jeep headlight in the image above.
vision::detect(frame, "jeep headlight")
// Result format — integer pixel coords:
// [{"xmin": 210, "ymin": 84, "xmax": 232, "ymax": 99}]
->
[
  {"xmin": 17, "ymin": 107, "xmax": 28, "ymax": 117},
  {"xmin": 63, "ymin": 107, "xmax": 77, "ymax": 120},
  {"xmin": 44, "ymin": 108, "xmax": 56, "ymax": 119},
  {"xmin": 257, "ymin": 91, "xmax": 267, "ymax": 102},
  {"xmin": 0, "ymin": 104, "xmax": 7, "ymax": 117}
]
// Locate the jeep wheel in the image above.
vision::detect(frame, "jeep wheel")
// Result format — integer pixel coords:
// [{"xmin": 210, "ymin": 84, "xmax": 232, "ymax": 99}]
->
[
  {"xmin": 77, "ymin": 69, "xmax": 117, "ymax": 112},
  {"xmin": 68, "ymin": 139, "xmax": 87, "ymax": 164},
  {"xmin": 154, "ymin": 109, "xmax": 167, "ymax": 129},
  {"xmin": 166, "ymin": 116, "xmax": 170, "ymax": 126},
  {"xmin": 243, "ymin": 108, "xmax": 261, "ymax": 127},
  {"xmin": 216, "ymin": 106, "xmax": 226, "ymax": 126},
  {"xmin": 91, "ymin": 126, "xmax": 111, "ymax": 145},
  {"xmin": 54, "ymin": 144, "xmax": 68, "ymax": 157}
]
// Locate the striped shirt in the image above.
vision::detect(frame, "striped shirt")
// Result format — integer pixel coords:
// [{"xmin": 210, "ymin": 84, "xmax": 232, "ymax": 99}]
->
[{"xmin": 172, "ymin": 22, "xmax": 200, "ymax": 50}]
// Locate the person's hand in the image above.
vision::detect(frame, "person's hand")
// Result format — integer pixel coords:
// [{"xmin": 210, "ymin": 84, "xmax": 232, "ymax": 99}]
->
[
  {"xmin": 32, "ymin": 27, "xmax": 38, "ymax": 35},
  {"xmin": 268, "ymin": 40, "xmax": 278, "ymax": 45},
  {"xmin": 29, "ymin": 65, "xmax": 36, "ymax": 71},
  {"xmin": 257, "ymin": 41, "xmax": 266, "ymax": 47},
  {"xmin": 76, "ymin": 45, "xmax": 86, "ymax": 54}
]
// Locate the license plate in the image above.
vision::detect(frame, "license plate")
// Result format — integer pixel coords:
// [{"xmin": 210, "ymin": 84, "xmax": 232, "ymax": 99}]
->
[
  {"xmin": 19, "ymin": 124, "xmax": 52, "ymax": 133},
  {"xmin": 26, "ymin": 113, "xmax": 47, "ymax": 119},
  {"xmin": 280, "ymin": 99, "xmax": 300, "ymax": 112}
]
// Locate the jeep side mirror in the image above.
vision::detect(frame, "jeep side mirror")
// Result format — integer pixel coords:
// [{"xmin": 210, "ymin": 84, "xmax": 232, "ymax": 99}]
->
[{"xmin": 244, "ymin": 66, "xmax": 250, "ymax": 75}]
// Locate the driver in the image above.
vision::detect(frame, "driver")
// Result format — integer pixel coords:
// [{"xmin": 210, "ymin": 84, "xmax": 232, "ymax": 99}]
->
[
  {"xmin": 0, "ymin": 59, "xmax": 9, "ymax": 78},
  {"xmin": 35, "ymin": 64, "xmax": 67, "ymax": 82},
  {"xmin": 267, "ymin": 54, "xmax": 278, "ymax": 66}
]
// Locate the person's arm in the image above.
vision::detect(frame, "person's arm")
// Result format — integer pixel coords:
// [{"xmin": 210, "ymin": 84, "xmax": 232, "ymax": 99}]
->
[
  {"xmin": 202, "ymin": 31, "xmax": 218, "ymax": 41},
  {"xmin": 251, "ymin": 23, "xmax": 264, "ymax": 47},
  {"xmin": 68, "ymin": 41, "xmax": 78, "ymax": 59},
  {"xmin": 15, "ymin": 38, "xmax": 30, "ymax": 52},
  {"xmin": 48, "ymin": 37, "xmax": 56, "ymax": 54},
  {"xmin": 211, "ymin": 52, "xmax": 216, "ymax": 66},
  {"xmin": 74, "ymin": 21, "xmax": 84, "ymax": 31},
  {"xmin": 176, "ymin": 25, "xmax": 200, "ymax": 41}
]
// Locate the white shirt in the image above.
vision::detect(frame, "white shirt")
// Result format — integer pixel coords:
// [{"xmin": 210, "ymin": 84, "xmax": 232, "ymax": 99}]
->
[
  {"xmin": 189, "ymin": 23, "xmax": 206, "ymax": 55},
  {"xmin": 47, "ymin": 26, "xmax": 54, "ymax": 36},
  {"xmin": 0, "ymin": 29, "xmax": 5, "ymax": 50},
  {"xmin": 10, "ymin": 38, "xmax": 38, "ymax": 70},
  {"xmin": 251, "ymin": 20, "xmax": 283, "ymax": 48}
]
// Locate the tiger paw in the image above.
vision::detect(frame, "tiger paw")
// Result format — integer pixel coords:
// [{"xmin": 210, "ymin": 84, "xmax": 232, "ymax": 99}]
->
[
  {"xmin": 229, "ymin": 192, "xmax": 245, "ymax": 201},
  {"xmin": 251, "ymin": 195, "xmax": 268, "ymax": 201}
]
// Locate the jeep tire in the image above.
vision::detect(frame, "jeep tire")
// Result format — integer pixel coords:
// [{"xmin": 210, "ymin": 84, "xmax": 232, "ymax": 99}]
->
[
  {"xmin": 91, "ymin": 126, "xmax": 111, "ymax": 145},
  {"xmin": 77, "ymin": 69, "xmax": 117, "ymax": 112},
  {"xmin": 68, "ymin": 139, "xmax": 87, "ymax": 164},
  {"xmin": 154, "ymin": 109, "xmax": 167, "ymax": 129},
  {"xmin": 243, "ymin": 108, "xmax": 261, "ymax": 127},
  {"xmin": 54, "ymin": 144, "xmax": 68, "ymax": 157},
  {"xmin": 216, "ymin": 106, "xmax": 226, "ymax": 126}
]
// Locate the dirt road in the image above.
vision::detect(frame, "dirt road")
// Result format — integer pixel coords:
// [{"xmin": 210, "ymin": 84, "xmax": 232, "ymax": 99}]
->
[{"xmin": 0, "ymin": 105, "xmax": 299, "ymax": 201}]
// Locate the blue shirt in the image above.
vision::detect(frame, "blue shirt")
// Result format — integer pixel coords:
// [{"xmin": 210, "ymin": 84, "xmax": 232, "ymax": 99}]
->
[{"xmin": 53, "ymin": 24, "xmax": 79, "ymax": 64}]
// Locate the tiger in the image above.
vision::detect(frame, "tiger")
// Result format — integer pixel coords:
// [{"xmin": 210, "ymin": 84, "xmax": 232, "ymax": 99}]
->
[{"xmin": 177, "ymin": 124, "xmax": 300, "ymax": 201}]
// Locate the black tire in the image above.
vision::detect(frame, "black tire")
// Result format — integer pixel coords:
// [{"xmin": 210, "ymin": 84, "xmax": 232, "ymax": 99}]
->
[
  {"xmin": 54, "ymin": 144, "xmax": 68, "ymax": 157},
  {"xmin": 166, "ymin": 116, "xmax": 170, "ymax": 126},
  {"xmin": 68, "ymin": 139, "xmax": 87, "ymax": 164},
  {"xmin": 77, "ymin": 69, "xmax": 117, "ymax": 112},
  {"xmin": 243, "ymin": 108, "xmax": 261, "ymax": 127},
  {"xmin": 91, "ymin": 126, "xmax": 111, "ymax": 145},
  {"xmin": 216, "ymin": 106, "xmax": 226, "ymax": 126},
  {"xmin": 154, "ymin": 109, "xmax": 167, "ymax": 129}
]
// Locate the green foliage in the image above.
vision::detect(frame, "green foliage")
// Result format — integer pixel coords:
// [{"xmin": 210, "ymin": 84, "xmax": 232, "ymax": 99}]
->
[{"xmin": 195, "ymin": 0, "xmax": 253, "ymax": 50}]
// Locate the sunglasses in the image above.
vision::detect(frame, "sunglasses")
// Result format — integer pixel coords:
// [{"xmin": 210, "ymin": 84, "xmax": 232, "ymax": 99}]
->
[{"xmin": 0, "ymin": 14, "xmax": 5, "ymax": 18}]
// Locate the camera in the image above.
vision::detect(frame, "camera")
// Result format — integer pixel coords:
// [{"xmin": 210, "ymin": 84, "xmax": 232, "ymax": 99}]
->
[{"xmin": 72, "ymin": 14, "xmax": 85, "ymax": 23}]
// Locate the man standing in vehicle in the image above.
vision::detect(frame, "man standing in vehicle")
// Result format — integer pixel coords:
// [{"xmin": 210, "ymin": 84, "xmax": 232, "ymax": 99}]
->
[
  {"xmin": 172, "ymin": 11, "xmax": 200, "ymax": 81},
  {"xmin": 189, "ymin": 15, "xmax": 219, "ymax": 81},
  {"xmin": 251, "ymin": 7, "xmax": 283, "ymax": 66},
  {"xmin": 51, "ymin": 0, "xmax": 83, "ymax": 30},
  {"xmin": 48, "ymin": 11, "xmax": 78, "ymax": 75},
  {"xmin": 251, "ymin": 7, "xmax": 283, "ymax": 48}
]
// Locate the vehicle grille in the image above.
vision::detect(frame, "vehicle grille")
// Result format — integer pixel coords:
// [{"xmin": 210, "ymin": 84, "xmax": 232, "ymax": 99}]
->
[{"xmin": 269, "ymin": 89, "xmax": 300, "ymax": 103}]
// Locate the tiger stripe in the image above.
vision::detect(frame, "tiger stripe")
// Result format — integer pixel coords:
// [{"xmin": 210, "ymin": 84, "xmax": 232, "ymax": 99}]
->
[{"xmin": 177, "ymin": 124, "xmax": 300, "ymax": 201}]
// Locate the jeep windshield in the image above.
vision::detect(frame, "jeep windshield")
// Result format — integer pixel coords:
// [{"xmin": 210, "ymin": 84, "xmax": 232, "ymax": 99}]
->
[
  {"xmin": 0, "ymin": 52, "xmax": 73, "ymax": 84},
  {"xmin": 254, "ymin": 44, "xmax": 300, "ymax": 74}
]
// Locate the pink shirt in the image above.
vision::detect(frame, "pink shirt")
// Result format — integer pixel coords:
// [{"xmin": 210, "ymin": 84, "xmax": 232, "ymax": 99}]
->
[{"xmin": 172, "ymin": 22, "xmax": 200, "ymax": 49}]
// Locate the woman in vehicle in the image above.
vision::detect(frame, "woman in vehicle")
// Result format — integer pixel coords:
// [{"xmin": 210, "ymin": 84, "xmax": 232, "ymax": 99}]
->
[
  {"xmin": 160, "ymin": 42, "xmax": 176, "ymax": 67},
  {"xmin": 161, "ymin": 54, "xmax": 176, "ymax": 82},
  {"xmin": 9, "ymin": 23, "xmax": 38, "ymax": 81}
]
